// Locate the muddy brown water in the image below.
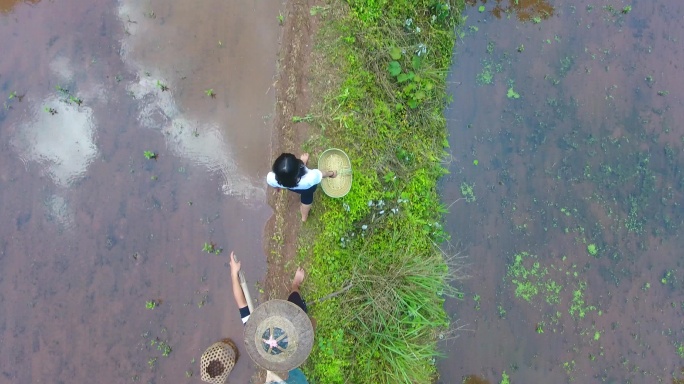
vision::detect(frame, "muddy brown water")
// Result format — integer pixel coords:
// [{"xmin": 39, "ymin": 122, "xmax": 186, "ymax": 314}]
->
[
  {"xmin": 439, "ymin": 1, "xmax": 684, "ymax": 383},
  {"xmin": 0, "ymin": 0, "xmax": 282, "ymax": 382}
]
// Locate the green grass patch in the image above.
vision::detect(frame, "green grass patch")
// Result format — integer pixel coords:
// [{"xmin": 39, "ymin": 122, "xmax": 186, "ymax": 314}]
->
[
  {"xmin": 298, "ymin": 0, "xmax": 467, "ymax": 382},
  {"xmin": 507, "ymin": 251, "xmax": 562, "ymax": 304}
]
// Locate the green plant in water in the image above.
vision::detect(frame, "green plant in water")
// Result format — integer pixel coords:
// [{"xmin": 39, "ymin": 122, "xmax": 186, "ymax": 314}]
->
[
  {"xmin": 621, "ymin": 5, "xmax": 632, "ymax": 14},
  {"xmin": 460, "ymin": 182, "xmax": 476, "ymax": 202},
  {"xmin": 69, "ymin": 95, "xmax": 83, "ymax": 106},
  {"xmin": 676, "ymin": 342, "xmax": 684, "ymax": 359},
  {"xmin": 278, "ymin": 12, "xmax": 284, "ymax": 25},
  {"xmin": 146, "ymin": 300, "xmax": 158, "ymax": 309},
  {"xmin": 205, "ymin": 89, "xmax": 216, "ymax": 98},
  {"xmin": 144, "ymin": 151, "xmax": 157, "ymax": 160},
  {"xmin": 507, "ymin": 87, "xmax": 520, "ymax": 99},
  {"xmin": 587, "ymin": 243, "xmax": 598, "ymax": 256},
  {"xmin": 156, "ymin": 80, "xmax": 169, "ymax": 92},
  {"xmin": 476, "ymin": 63, "xmax": 494, "ymax": 85},
  {"xmin": 156, "ymin": 339, "xmax": 172, "ymax": 356},
  {"xmin": 202, "ymin": 242, "xmax": 222, "ymax": 254},
  {"xmin": 500, "ymin": 371, "xmax": 510, "ymax": 384},
  {"xmin": 661, "ymin": 269, "xmax": 675, "ymax": 285}
]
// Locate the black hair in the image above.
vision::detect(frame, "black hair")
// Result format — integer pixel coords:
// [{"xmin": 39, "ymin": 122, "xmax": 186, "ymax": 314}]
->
[{"xmin": 272, "ymin": 153, "xmax": 306, "ymax": 188}]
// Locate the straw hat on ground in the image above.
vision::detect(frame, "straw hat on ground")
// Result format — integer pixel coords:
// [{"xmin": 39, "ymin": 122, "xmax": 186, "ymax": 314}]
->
[
  {"xmin": 243, "ymin": 299, "xmax": 314, "ymax": 372},
  {"xmin": 200, "ymin": 338, "xmax": 239, "ymax": 384},
  {"xmin": 318, "ymin": 148, "xmax": 352, "ymax": 198}
]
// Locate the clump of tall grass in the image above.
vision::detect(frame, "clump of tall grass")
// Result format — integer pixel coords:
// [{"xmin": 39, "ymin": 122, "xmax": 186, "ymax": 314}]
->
[{"xmin": 340, "ymin": 229, "xmax": 464, "ymax": 383}]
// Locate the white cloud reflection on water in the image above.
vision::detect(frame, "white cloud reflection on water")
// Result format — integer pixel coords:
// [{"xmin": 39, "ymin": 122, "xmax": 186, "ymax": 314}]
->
[
  {"xmin": 127, "ymin": 75, "xmax": 263, "ymax": 199},
  {"xmin": 117, "ymin": 1, "xmax": 266, "ymax": 201},
  {"xmin": 12, "ymin": 93, "xmax": 98, "ymax": 188}
]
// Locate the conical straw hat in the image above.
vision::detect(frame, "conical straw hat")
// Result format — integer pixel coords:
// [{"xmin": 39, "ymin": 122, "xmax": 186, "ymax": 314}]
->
[
  {"xmin": 318, "ymin": 148, "xmax": 352, "ymax": 198},
  {"xmin": 243, "ymin": 299, "xmax": 314, "ymax": 372},
  {"xmin": 200, "ymin": 339, "xmax": 238, "ymax": 384}
]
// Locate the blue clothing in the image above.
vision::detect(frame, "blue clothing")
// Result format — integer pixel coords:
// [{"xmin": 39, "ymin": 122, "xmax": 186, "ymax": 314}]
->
[{"xmin": 267, "ymin": 368, "xmax": 308, "ymax": 384}]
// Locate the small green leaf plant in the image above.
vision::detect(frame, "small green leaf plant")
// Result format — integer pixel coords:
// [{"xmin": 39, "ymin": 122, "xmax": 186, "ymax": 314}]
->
[
  {"xmin": 156, "ymin": 80, "xmax": 169, "ymax": 92},
  {"xmin": 202, "ymin": 242, "xmax": 223, "ymax": 255},
  {"xmin": 144, "ymin": 151, "xmax": 158, "ymax": 160},
  {"xmin": 507, "ymin": 87, "xmax": 520, "ymax": 99},
  {"xmin": 146, "ymin": 300, "xmax": 158, "ymax": 309},
  {"xmin": 587, "ymin": 243, "xmax": 598, "ymax": 256},
  {"xmin": 387, "ymin": 47, "xmax": 432, "ymax": 108},
  {"xmin": 205, "ymin": 89, "xmax": 216, "ymax": 98}
]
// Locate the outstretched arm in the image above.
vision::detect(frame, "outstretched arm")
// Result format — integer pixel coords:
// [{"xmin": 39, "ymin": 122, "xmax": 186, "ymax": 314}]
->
[{"xmin": 229, "ymin": 251, "xmax": 248, "ymax": 309}]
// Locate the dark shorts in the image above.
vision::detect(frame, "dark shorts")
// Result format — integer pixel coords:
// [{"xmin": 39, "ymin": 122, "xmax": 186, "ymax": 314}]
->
[
  {"xmin": 290, "ymin": 185, "xmax": 317, "ymax": 205},
  {"xmin": 239, "ymin": 292, "xmax": 308, "ymax": 324},
  {"xmin": 287, "ymin": 291, "xmax": 308, "ymax": 314}
]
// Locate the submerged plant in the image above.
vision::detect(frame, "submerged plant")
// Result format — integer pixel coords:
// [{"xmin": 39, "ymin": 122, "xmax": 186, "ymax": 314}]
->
[
  {"xmin": 587, "ymin": 243, "xmax": 598, "ymax": 256},
  {"xmin": 144, "ymin": 151, "xmax": 157, "ymax": 160},
  {"xmin": 507, "ymin": 87, "xmax": 520, "ymax": 99},
  {"xmin": 156, "ymin": 80, "xmax": 169, "ymax": 92},
  {"xmin": 460, "ymin": 182, "xmax": 476, "ymax": 202},
  {"xmin": 202, "ymin": 242, "xmax": 222, "ymax": 255},
  {"xmin": 205, "ymin": 89, "xmax": 216, "ymax": 98}
]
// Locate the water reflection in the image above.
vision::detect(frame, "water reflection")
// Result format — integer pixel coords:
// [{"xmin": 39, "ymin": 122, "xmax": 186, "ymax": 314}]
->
[
  {"xmin": 0, "ymin": 0, "xmax": 39, "ymax": 13},
  {"xmin": 129, "ymin": 75, "xmax": 262, "ymax": 198},
  {"xmin": 466, "ymin": 0, "xmax": 554, "ymax": 22},
  {"xmin": 439, "ymin": 0, "xmax": 684, "ymax": 382},
  {"xmin": 0, "ymin": 0, "xmax": 278, "ymax": 383},
  {"xmin": 117, "ymin": 0, "xmax": 279, "ymax": 200},
  {"xmin": 12, "ymin": 93, "xmax": 97, "ymax": 187}
]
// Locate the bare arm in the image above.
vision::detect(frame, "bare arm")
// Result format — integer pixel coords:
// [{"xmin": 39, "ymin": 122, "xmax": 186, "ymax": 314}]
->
[{"xmin": 229, "ymin": 251, "xmax": 248, "ymax": 308}]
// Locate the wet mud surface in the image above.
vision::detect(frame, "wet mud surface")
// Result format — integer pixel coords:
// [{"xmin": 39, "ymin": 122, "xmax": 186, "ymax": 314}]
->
[
  {"xmin": 440, "ymin": 1, "xmax": 684, "ymax": 383},
  {"xmin": 0, "ymin": 0, "xmax": 282, "ymax": 382}
]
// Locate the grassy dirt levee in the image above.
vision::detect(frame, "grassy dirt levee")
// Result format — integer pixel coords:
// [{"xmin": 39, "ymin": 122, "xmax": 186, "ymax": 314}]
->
[{"xmin": 265, "ymin": 0, "xmax": 467, "ymax": 382}]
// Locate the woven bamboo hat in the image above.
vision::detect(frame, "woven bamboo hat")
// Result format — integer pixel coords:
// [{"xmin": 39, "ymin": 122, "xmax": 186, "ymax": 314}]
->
[
  {"xmin": 200, "ymin": 339, "xmax": 239, "ymax": 384},
  {"xmin": 318, "ymin": 148, "xmax": 352, "ymax": 198},
  {"xmin": 243, "ymin": 299, "xmax": 314, "ymax": 372}
]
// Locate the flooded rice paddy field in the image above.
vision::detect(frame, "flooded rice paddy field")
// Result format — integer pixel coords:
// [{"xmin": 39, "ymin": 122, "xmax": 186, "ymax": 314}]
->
[
  {"xmin": 439, "ymin": 0, "xmax": 684, "ymax": 383},
  {"xmin": 0, "ymin": 0, "xmax": 281, "ymax": 382}
]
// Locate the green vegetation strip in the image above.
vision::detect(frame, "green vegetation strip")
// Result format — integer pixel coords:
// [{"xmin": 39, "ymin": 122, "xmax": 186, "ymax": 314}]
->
[{"xmin": 299, "ymin": 1, "xmax": 465, "ymax": 382}]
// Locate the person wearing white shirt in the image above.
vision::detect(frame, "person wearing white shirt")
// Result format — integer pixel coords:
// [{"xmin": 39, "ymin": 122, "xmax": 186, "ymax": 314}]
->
[{"xmin": 266, "ymin": 153, "xmax": 337, "ymax": 222}]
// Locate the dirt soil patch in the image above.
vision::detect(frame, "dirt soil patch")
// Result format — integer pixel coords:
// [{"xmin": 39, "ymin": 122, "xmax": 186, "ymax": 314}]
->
[{"xmin": 263, "ymin": 0, "xmax": 320, "ymax": 305}]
